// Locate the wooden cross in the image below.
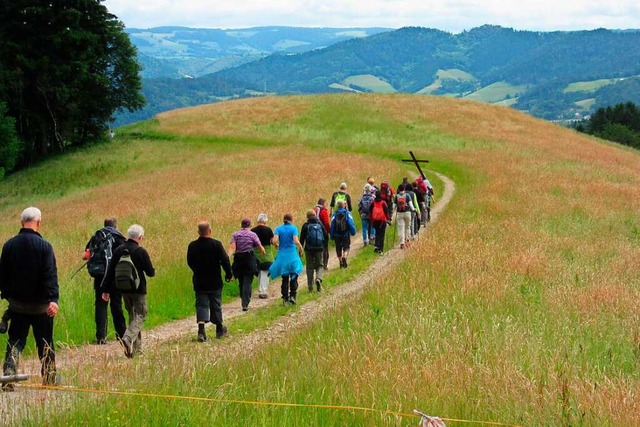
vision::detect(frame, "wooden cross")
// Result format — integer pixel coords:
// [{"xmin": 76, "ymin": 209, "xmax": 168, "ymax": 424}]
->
[{"xmin": 401, "ymin": 151, "xmax": 429, "ymax": 179}]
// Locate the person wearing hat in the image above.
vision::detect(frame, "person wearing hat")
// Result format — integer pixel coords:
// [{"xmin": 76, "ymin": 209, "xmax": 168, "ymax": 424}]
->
[{"xmin": 229, "ymin": 218, "xmax": 265, "ymax": 311}]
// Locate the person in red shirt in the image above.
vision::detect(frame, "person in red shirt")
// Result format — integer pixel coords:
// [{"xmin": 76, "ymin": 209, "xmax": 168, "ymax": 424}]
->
[{"xmin": 314, "ymin": 198, "xmax": 330, "ymax": 269}]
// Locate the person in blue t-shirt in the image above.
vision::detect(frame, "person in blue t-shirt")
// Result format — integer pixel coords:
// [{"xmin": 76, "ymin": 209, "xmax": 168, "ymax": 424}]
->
[{"xmin": 269, "ymin": 213, "xmax": 304, "ymax": 305}]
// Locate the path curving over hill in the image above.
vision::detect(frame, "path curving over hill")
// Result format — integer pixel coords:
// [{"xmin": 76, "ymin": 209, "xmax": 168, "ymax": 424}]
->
[{"xmin": 0, "ymin": 172, "xmax": 454, "ymax": 423}]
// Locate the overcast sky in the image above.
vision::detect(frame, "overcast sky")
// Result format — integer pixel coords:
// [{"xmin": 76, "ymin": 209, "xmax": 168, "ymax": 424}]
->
[{"xmin": 103, "ymin": 0, "xmax": 640, "ymax": 32}]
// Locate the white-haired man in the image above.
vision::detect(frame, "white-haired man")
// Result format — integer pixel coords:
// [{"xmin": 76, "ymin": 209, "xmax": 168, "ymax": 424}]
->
[
  {"xmin": 103, "ymin": 224, "xmax": 155, "ymax": 358},
  {"xmin": 329, "ymin": 182, "xmax": 352, "ymax": 215},
  {"xmin": 0, "ymin": 207, "xmax": 59, "ymax": 389}
]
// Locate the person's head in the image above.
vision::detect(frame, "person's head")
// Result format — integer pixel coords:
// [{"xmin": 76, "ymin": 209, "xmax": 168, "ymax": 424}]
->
[
  {"xmin": 104, "ymin": 216, "xmax": 118, "ymax": 228},
  {"xmin": 339, "ymin": 182, "xmax": 347, "ymax": 191},
  {"xmin": 127, "ymin": 224, "xmax": 145, "ymax": 242},
  {"xmin": 257, "ymin": 213, "xmax": 268, "ymax": 225},
  {"xmin": 367, "ymin": 177, "xmax": 375, "ymax": 186},
  {"xmin": 336, "ymin": 200, "xmax": 345, "ymax": 209},
  {"xmin": 241, "ymin": 218, "xmax": 251, "ymax": 229},
  {"xmin": 21, "ymin": 207, "xmax": 42, "ymax": 231},
  {"xmin": 375, "ymin": 190, "xmax": 382, "ymax": 201},
  {"xmin": 306, "ymin": 209, "xmax": 317, "ymax": 220},
  {"xmin": 317, "ymin": 198, "xmax": 326, "ymax": 207},
  {"xmin": 283, "ymin": 213, "xmax": 293, "ymax": 223},
  {"xmin": 198, "ymin": 221, "xmax": 211, "ymax": 237},
  {"xmin": 363, "ymin": 184, "xmax": 371, "ymax": 194}
]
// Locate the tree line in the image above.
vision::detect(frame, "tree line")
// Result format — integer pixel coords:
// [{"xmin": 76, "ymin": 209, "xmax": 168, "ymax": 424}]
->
[
  {"xmin": 0, "ymin": 1, "xmax": 145, "ymax": 177},
  {"xmin": 576, "ymin": 101, "xmax": 640, "ymax": 149}
]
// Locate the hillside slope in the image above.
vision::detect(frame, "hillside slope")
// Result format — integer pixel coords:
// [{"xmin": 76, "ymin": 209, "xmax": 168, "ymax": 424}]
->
[{"xmin": 3, "ymin": 94, "xmax": 640, "ymax": 425}]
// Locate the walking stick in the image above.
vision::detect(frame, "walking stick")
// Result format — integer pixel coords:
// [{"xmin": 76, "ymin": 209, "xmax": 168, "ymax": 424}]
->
[
  {"xmin": 391, "ymin": 210, "xmax": 397, "ymax": 248},
  {"xmin": 70, "ymin": 261, "xmax": 88, "ymax": 280}
]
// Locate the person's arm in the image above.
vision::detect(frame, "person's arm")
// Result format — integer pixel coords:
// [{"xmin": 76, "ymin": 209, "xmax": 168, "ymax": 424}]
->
[
  {"xmin": 299, "ymin": 223, "xmax": 307, "ymax": 248},
  {"xmin": 217, "ymin": 240, "xmax": 233, "ymax": 281},
  {"xmin": 348, "ymin": 212, "xmax": 357, "ymax": 236},
  {"xmin": 139, "ymin": 248, "xmax": 155, "ymax": 278},
  {"xmin": 293, "ymin": 235, "xmax": 303, "ymax": 256},
  {"xmin": 228, "ymin": 240, "xmax": 236, "ymax": 257},
  {"xmin": 347, "ymin": 194, "xmax": 353, "ymax": 212},
  {"xmin": 42, "ymin": 243, "xmax": 59, "ymax": 304}
]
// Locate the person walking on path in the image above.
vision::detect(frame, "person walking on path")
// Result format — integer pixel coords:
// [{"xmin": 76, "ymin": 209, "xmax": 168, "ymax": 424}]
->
[
  {"xmin": 251, "ymin": 214, "xmax": 275, "ymax": 299},
  {"xmin": 300, "ymin": 210, "xmax": 328, "ymax": 292},
  {"xmin": 269, "ymin": 213, "xmax": 304, "ymax": 305},
  {"xmin": 103, "ymin": 224, "xmax": 155, "ymax": 358},
  {"xmin": 395, "ymin": 186, "xmax": 415, "ymax": 249},
  {"xmin": 369, "ymin": 191, "xmax": 391, "ymax": 254},
  {"xmin": 229, "ymin": 218, "xmax": 265, "ymax": 311},
  {"xmin": 329, "ymin": 182, "xmax": 353, "ymax": 214},
  {"xmin": 0, "ymin": 207, "xmax": 59, "ymax": 389},
  {"xmin": 357, "ymin": 184, "xmax": 376, "ymax": 247},
  {"xmin": 83, "ymin": 217, "xmax": 127, "ymax": 345},
  {"xmin": 330, "ymin": 199, "xmax": 357, "ymax": 268},
  {"xmin": 187, "ymin": 221, "xmax": 233, "ymax": 342},
  {"xmin": 314, "ymin": 198, "xmax": 331, "ymax": 269}
]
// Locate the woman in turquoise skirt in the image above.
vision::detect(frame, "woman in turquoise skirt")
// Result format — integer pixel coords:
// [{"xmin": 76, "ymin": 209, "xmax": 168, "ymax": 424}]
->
[{"xmin": 269, "ymin": 213, "xmax": 304, "ymax": 305}]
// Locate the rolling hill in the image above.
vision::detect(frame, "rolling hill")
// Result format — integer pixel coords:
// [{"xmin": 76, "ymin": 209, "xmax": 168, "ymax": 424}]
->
[{"xmin": 3, "ymin": 94, "xmax": 640, "ymax": 425}]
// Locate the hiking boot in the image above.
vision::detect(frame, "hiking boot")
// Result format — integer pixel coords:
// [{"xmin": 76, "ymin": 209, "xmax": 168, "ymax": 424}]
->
[
  {"xmin": 197, "ymin": 332, "xmax": 207, "ymax": 343},
  {"xmin": 316, "ymin": 279, "xmax": 322, "ymax": 292},
  {"xmin": 342, "ymin": 258, "xmax": 348, "ymax": 268},
  {"xmin": 216, "ymin": 326, "xmax": 228, "ymax": 339},
  {"xmin": 0, "ymin": 320, "xmax": 8, "ymax": 334},
  {"xmin": 95, "ymin": 338, "xmax": 107, "ymax": 345},
  {"xmin": 242, "ymin": 306, "xmax": 249, "ymax": 312},
  {"xmin": 339, "ymin": 258, "xmax": 345, "ymax": 268},
  {"xmin": 288, "ymin": 296, "xmax": 296, "ymax": 305},
  {"xmin": 120, "ymin": 337, "xmax": 133, "ymax": 359},
  {"xmin": 258, "ymin": 294, "xmax": 268, "ymax": 299}
]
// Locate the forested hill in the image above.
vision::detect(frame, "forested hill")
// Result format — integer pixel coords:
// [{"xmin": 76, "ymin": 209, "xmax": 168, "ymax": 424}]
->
[{"xmin": 121, "ymin": 26, "xmax": 640, "ymax": 125}]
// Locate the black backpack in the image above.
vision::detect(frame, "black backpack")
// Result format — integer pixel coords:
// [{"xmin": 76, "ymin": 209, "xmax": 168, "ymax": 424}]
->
[
  {"xmin": 114, "ymin": 249, "xmax": 140, "ymax": 291},
  {"xmin": 305, "ymin": 222, "xmax": 325, "ymax": 250},
  {"xmin": 334, "ymin": 211, "xmax": 348, "ymax": 234},
  {"xmin": 87, "ymin": 230, "xmax": 115, "ymax": 278}
]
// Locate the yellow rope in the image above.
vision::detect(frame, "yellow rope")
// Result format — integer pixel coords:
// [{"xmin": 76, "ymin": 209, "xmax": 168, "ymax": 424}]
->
[{"xmin": 20, "ymin": 383, "xmax": 522, "ymax": 427}]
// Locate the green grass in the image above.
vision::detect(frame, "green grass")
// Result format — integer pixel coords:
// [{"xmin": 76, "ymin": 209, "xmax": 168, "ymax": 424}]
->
[
  {"xmin": 564, "ymin": 78, "xmax": 618, "ymax": 93},
  {"xmin": 342, "ymin": 75, "xmax": 397, "ymax": 93},
  {"xmin": 463, "ymin": 81, "xmax": 527, "ymax": 103},
  {"xmin": 5, "ymin": 94, "xmax": 640, "ymax": 426}
]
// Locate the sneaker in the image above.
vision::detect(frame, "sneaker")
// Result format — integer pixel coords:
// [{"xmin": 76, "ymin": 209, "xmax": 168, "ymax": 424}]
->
[
  {"xmin": 363, "ymin": 241, "xmax": 368, "ymax": 247},
  {"xmin": 289, "ymin": 296, "xmax": 296, "ymax": 305},
  {"xmin": 120, "ymin": 337, "xmax": 133, "ymax": 359},
  {"xmin": 242, "ymin": 306, "xmax": 249, "ymax": 312},
  {"xmin": 215, "ymin": 326, "xmax": 228, "ymax": 339},
  {"xmin": 258, "ymin": 294, "xmax": 268, "ymax": 299},
  {"xmin": 197, "ymin": 332, "xmax": 207, "ymax": 343},
  {"xmin": 0, "ymin": 321, "xmax": 8, "ymax": 334},
  {"xmin": 95, "ymin": 338, "xmax": 107, "ymax": 345},
  {"xmin": 316, "ymin": 279, "xmax": 322, "ymax": 292},
  {"xmin": 342, "ymin": 258, "xmax": 348, "ymax": 268},
  {"xmin": 339, "ymin": 258, "xmax": 346, "ymax": 268}
]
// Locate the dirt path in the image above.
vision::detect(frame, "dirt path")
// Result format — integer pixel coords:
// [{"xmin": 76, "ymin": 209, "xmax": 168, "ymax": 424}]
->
[{"xmin": 0, "ymin": 173, "xmax": 454, "ymax": 423}]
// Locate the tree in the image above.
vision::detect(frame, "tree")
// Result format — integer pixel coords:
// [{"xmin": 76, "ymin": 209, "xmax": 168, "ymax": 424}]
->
[
  {"xmin": 0, "ymin": 102, "xmax": 22, "ymax": 176},
  {"xmin": 0, "ymin": 1, "xmax": 144, "ymax": 165}
]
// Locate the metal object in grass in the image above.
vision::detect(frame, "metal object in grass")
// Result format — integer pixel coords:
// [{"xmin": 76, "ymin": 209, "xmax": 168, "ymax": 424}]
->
[{"xmin": 1, "ymin": 373, "xmax": 29, "ymax": 384}]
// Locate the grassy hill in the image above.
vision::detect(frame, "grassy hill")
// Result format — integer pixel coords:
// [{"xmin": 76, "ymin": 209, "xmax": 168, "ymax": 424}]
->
[{"xmin": 3, "ymin": 94, "xmax": 640, "ymax": 425}]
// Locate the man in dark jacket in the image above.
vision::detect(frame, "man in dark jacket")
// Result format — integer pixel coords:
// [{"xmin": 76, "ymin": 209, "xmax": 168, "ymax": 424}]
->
[
  {"xmin": 103, "ymin": 224, "xmax": 155, "ymax": 358},
  {"xmin": 187, "ymin": 221, "xmax": 233, "ymax": 342},
  {"xmin": 300, "ymin": 210, "xmax": 328, "ymax": 292},
  {"xmin": 83, "ymin": 217, "xmax": 127, "ymax": 344},
  {"xmin": 0, "ymin": 207, "xmax": 59, "ymax": 389}
]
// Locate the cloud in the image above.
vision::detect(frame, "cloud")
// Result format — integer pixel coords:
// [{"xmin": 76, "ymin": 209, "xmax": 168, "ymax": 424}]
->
[{"xmin": 103, "ymin": 0, "xmax": 640, "ymax": 31}]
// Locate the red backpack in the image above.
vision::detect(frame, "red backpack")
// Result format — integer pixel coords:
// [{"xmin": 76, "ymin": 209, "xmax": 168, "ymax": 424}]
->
[
  {"xmin": 371, "ymin": 200, "xmax": 387, "ymax": 222},
  {"xmin": 415, "ymin": 177, "xmax": 428, "ymax": 194}
]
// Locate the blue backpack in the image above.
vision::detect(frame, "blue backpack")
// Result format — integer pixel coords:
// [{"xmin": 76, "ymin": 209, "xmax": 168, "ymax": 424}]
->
[{"xmin": 305, "ymin": 222, "xmax": 325, "ymax": 250}]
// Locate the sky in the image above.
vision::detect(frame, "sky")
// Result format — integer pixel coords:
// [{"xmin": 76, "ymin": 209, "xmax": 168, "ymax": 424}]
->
[{"xmin": 102, "ymin": 0, "xmax": 640, "ymax": 32}]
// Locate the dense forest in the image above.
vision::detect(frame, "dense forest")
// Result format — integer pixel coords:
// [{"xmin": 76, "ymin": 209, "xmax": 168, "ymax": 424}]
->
[
  {"xmin": 576, "ymin": 101, "xmax": 640, "ymax": 149},
  {"xmin": 0, "ymin": 1, "xmax": 144, "ymax": 174}
]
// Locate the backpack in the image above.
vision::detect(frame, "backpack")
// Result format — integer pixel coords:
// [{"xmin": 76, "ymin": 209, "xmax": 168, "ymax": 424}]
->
[
  {"xmin": 334, "ymin": 192, "xmax": 348, "ymax": 206},
  {"xmin": 305, "ymin": 222, "xmax": 325, "ymax": 250},
  {"xmin": 334, "ymin": 211, "xmax": 348, "ymax": 234},
  {"xmin": 114, "ymin": 249, "xmax": 140, "ymax": 291},
  {"xmin": 87, "ymin": 230, "xmax": 115, "ymax": 278},
  {"xmin": 396, "ymin": 194, "xmax": 408, "ymax": 212},
  {"xmin": 371, "ymin": 200, "xmax": 387, "ymax": 222},
  {"xmin": 415, "ymin": 177, "xmax": 428, "ymax": 194},
  {"xmin": 358, "ymin": 194, "xmax": 374, "ymax": 219},
  {"xmin": 380, "ymin": 182, "xmax": 393, "ymax": 203}
]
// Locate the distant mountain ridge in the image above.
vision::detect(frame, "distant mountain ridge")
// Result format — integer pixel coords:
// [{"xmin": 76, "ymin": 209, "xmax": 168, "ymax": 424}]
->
[
  {"xmin": 127, "ymin": 26, "xmax": 392, "ymax": 78},
  {"xmin": 118, "ymin": 25, "xmax": 640, "ymax": 125}
]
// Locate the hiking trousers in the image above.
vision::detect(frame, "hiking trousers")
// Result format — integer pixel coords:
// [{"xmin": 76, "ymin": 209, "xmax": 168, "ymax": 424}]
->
[
  {"xmin": 396, "ymin": 211, "xmax": 412, "ymax": 245},
  {"xmin": 123, "ymin": 293, "xmax": 147, "ymax": 354},
  {"xmin": 237, "ymin": 273, "xmax": 254, "ymax": 309},
  {"xmin": 3, "ymin": 311, "xmax": 56, "ymax": 384},
  {"xmin": 94, "ymin": 278, "xmax": 126, "ymax": 341},
  {"xmin": 372, "ymin": 221, "xmax": 387, "ymax": 252},
  {"xmin": 258, "ymin": 270, "xmax": 269, "ymax": 296},
  {"xmin": 195, "ymin": 290, "xmax": 223, "ymax": 327},
  {"xmin": 281, "ymin": 274, "xmax": 299, "ymax": 301},
  {"xmin": 305, "ymin": 251, "xmax": 324, "ymax": 289}
]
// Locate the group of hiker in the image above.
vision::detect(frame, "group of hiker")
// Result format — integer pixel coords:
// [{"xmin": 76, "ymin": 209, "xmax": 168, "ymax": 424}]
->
[{"xmin": 0, "ymin": 175, "xmax": 435, "ymax": 388}]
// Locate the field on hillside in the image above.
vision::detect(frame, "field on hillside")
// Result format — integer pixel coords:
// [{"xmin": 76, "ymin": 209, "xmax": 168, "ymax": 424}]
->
[{"xmin": 3, "ymin": 94, "xmax": 640, "ymax": 426}]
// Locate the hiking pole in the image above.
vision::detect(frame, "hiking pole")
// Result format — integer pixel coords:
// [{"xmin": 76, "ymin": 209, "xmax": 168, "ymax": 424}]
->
[
  {"xmin": 0, "ymin": 374, "xmax": 29, "ymax": 384},
  {"xmin": 70, "ymin": 261, "xmax": 88, "ymax": 280},
  {"xmin": 391, "ymin": 210, "xmax": 397, "ymax": 248}
]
